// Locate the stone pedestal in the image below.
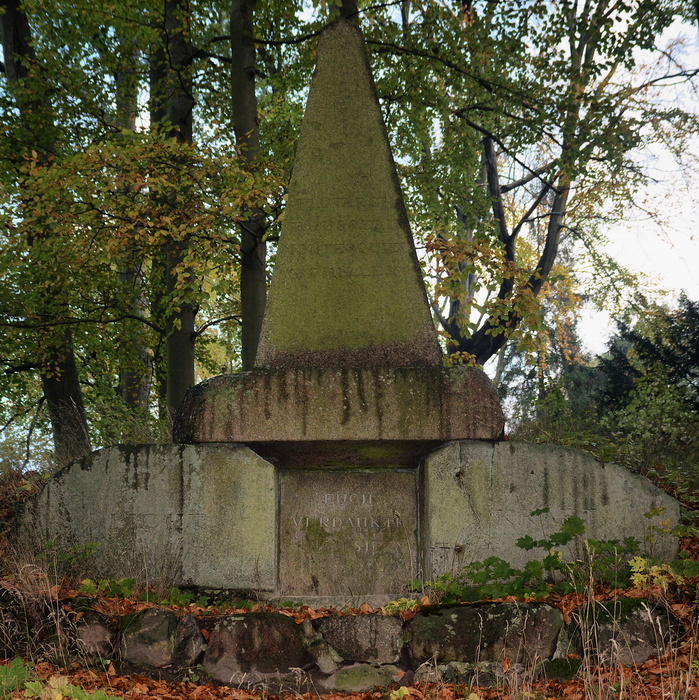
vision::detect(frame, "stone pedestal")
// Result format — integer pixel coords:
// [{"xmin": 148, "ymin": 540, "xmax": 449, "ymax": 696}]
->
[{"xmin": 17, "ymin": 440, "xmax": 679, "ymax": 606}]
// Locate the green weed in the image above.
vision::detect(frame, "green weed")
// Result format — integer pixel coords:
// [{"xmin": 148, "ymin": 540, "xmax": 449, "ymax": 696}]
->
[
  {"xmin": 410, "ymin": 510, "xmax": 669, "ymax": 603},
  {"xmin": 79, "ymin": 577, "xmax": 134, "ymax": 597},
  {"xmin": 0, "ymin": 658, "xmax": 116, "ymax": 700}
]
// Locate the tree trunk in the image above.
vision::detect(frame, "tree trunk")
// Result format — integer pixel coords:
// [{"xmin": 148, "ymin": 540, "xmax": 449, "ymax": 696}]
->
[
  {"xmin": 461, "ymin": 178, "xmax": 569, "ymax": 366},
  {"xmin": 231, "ymin": 0, "xmax": 266, "ymax": 370},
  {"xmin": 148, "ymin": 34, "xmax": 169, "ymax": 420},
  {"xmin": 329, "ymin": 0, "xmax": 359, "ymax": 19},
  {"xmin": 1, "ymin": 0, "xmax": 91, "ymax": 464},
  {"xmin": 40, "ymin": 333, "xmax": 92, "ymax": 466},
  {"xmin": 114, "ymin": 35, "xmax": 151, "ymax": 412},
  {"xmin": 149, "ymin": 0, "xmax": 196, "ymax": 421}
]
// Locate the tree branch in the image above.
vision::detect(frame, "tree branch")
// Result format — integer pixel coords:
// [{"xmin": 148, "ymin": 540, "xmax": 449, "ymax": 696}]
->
[
  {"xmin": 458, "ymin": 114, "xmax": 562, "ymax": 193},
  {"xmin": 2, "ymin": 361, "xmax": 37, "ymax": 375},
  {"xmin": 501, "ymin": 162, "xmax": 555, "ymax": 193},
  {"xmin": 193, "ymin": 314, "xmax": 242, "ymax": 337},
  {"xmin": 0, "ymin": 313, "xmax": 164, "ymax": 334}
]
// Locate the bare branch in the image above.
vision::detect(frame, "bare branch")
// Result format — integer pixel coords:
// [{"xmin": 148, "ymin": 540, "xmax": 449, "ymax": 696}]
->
[
  {"xmin": 501, "ymin": 162, "xmax": 555, "ymax": 193},
  {"xmin": 194, "ymin": 314, "xmax": 242, "ymax": 337}
]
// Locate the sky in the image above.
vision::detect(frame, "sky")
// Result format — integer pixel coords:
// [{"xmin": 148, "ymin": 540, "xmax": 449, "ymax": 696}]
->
[
  {"xmin": 577, "ymin": 175, "xmax": 699, "ymax": 354},
  {"xmin": 576, "ymin": 18, "xmax": 699, "ymax": 355}
]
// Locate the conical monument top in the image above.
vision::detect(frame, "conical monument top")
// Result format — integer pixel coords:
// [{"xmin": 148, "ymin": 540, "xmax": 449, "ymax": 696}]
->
[{"xmin": 255, "ymin": 19, "xmax": 442, "ymax": 369}]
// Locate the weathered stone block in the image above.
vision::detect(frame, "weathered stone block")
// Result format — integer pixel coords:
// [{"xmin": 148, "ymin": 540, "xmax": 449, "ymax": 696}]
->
[
  {"xmin": 279, "ymin": 469, "xmax": 418, "ymax": 605},
  {"xmin": 173, "ymin": 367, "xmax": 504, "ymax": 450},
  {"xmin": 120, "ymin": 608, "xmax": 177, "ymax": 668},
  {"xmin": 16, "ymin": 444, "xmax": 277, "ymax": 591},
  {"xmin": 173, "ymin": 614, "xmax": 206, "ymax": 669},
  {"xmin": 75, "ymin": 610, "xmax": 116, "ymax": 660},
  {"xmin": 407, "ymin": 603, "xmax": 563, "ymax": 666},
  {"xmin": 203, "ymin": 613, "xmax": 311, "ymax": 684},
  {"xmin": 424, "ymin": 441, "xmax": 680, "ymax": 578},
  {"xmin": 180, "ymin": 445, "xmax": 277, "ymax": 590},
  {"xmin": 314, "ymin": 614, "xmax": 404, "ymax": 664},
  {"xmin": 568, "ymin": 599, "xmax": 683, "ymax": 666}
]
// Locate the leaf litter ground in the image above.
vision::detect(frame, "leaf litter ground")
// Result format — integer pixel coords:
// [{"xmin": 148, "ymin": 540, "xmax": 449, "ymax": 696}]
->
[{"xmin": 2, "ymin": 537, "xmax": 699, "ymax": 700}]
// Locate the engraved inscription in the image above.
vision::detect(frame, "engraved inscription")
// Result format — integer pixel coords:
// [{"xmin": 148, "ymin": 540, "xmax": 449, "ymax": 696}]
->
[
  {"xmin": 279, "ymin": 470, "xmax": 418, "ymax": 597},
  {"xmin": 323, "ymin": 493, "xmax": 373, "ymax": 505},
  {"xmin": 289, "ymin": 492, "xmax": 404, "ymax": 555},
  {"xmin": 291, "ymin": 515, "xmax": 403, "ymax": 530}
]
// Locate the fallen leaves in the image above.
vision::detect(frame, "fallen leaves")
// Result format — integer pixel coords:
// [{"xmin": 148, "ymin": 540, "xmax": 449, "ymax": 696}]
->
[{"xmin": 3, "ymin": 656, "xmax": 699, "ymax": 700}]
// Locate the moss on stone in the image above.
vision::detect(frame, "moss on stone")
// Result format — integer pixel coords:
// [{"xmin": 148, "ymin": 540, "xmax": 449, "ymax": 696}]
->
[
  {"xmin": 585, "ymin": 597, "xmax": 650, "ymax": 625},
  {"xmin": 120, "ymin": 611, "xmax": 143, "ymax": 634},
  {"xmin": 544, "ymin": 657, "xmax": 581, "ymax": 680},
  {"xmin": 333, "ymin": 664, "xmax": 399, "ymax": 692}
]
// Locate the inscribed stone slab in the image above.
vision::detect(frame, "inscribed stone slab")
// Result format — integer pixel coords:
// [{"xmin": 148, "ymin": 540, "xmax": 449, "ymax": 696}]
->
[{"xmin": 279, "ymin": 469, "xmax": 419, "ymax": 601}]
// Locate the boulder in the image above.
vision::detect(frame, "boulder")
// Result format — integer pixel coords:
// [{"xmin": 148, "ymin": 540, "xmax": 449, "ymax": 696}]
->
[
  {"xmin": 568, "ymin": 598, "xmax": 683, "ymax": 666},
  {"xmin": 203, "ymin": 613, "xmax": 312, "ymax": 684},
  {"xmin": 408, "ymin": 603, "xmax": 563, "ymax": 667},
  {"xmin": 120, "ymin": 608, "xmax": 177, "ymax": 668},
  {"xmin": 173, "ymin": 614, "xmax": 206, "ymax": 669},
  {"xmin": 75, "ymin": 610, "xmax": 116, "ymax": 660},
  {"xmin": 314, "ymin": 614, "xmax": 404, "ymax": 664}
]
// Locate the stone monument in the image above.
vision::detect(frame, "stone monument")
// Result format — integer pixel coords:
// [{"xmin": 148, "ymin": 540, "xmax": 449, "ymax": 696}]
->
[{"xmin": 17, "ymin": 19, "xmax": 679, "ymax": 607}]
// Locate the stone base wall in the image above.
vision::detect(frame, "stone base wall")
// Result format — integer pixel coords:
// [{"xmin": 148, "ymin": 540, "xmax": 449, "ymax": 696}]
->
[
  {"xmin": 424, "ymin": 441, "xmax": 679, "ymax": 576},
  {"xmin": 0, "ymin": 593, "xmax": 683, "ymax": 693},
  {"xmin": 16, "ymin": 440, "xmax": 680, "ymax": 604},
  {"xmin": 17, "ymin": 444, "xmax": 278, "ymax": 591}
]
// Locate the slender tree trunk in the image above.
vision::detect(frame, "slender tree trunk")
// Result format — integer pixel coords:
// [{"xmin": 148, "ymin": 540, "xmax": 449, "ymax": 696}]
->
[
  {"xmin": 492, "ymin": 341, "xmax": 507, "ymax": 389},
  {"xmin": 231, "ymin": 0, "xmax": 266, "ymax": 370},
  {"xmin": 118, "ymin": 267, "xmax": 152, "ymax": 411},
  {"xmin": 1, "ymin": 0, "xmax": 91, "ymax": 464},
  {"xmin": 114, "ymin": 36, "xmax": 151, "ymax": 412},
  {"xmin": 149, "ymin": 0, "xmax": 196, "ymax": 421},
  {"xmin": 164, "ymin": 0, "xmax": 195, "ymax": 420},
  {"xmin": 148, "ymin": 35, "xmax": 169, "ymax": 420}
]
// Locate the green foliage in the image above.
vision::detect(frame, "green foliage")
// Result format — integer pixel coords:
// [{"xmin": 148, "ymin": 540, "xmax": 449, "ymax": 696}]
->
[
  {"xmin": 38, "ymin": 541, "xmax": 101, "ymax": 579},
  {"xmin": 544, "ymin": 657, "xmax": 582, "ymax": 681},
  {"xmin": 630, "ymin": 552, "xmax": 699, "ymax": 593},
  {"xmin": 0, "ymin": 657, "xmax": 31, "ymax": 696},
  {"xmin": 512, "ymin": 295, "xmax": 699, "ymax": 521},
  {"xmin": 78, "ymin": 577, "xmax": 134, "ymax": 598},
  {"xmin": 365, "ymin": 0, "xmax": 698, "ymax": 363},
  {"xmin": 155, "ymin": 587, "xmax": 208, "ymax": 608},
  {"xmin": 516, "ymin": 514, "xmax": 586, "ymax": 551},
  {"xmin": 410, "ymin": 512, "xmax": 643, "ymax": 603},
  {"xmin": 0, "ymin": 0, "xmax": 311, "ymax": 459},
  {"xmin": 381, "ymin": 598, "xmax": 421, "ymax": 615},
  {"xmin": 0, "ymin": 658, "xmax": 115, "ymax": 700}
]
